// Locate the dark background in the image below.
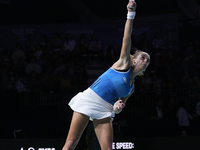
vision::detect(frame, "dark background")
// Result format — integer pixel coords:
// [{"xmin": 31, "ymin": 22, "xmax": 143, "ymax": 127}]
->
[{"xmin": 0, "ymin": 0, "xmax": 181, "ymax": 24}]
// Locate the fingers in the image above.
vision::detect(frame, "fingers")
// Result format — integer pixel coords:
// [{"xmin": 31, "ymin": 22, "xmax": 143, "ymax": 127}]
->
[
  {"xmin": 128, "ymin": 0, "xmax": 135, "ymax": 6},
  {"xmin": 118, "ymin": 99, "xmax": 123, "ymax": 103},
  {"xmin": 121, "ymin": 103, "xmax": 125, "ymax": 109},
  {"xmin": 127, "ymin": 0, "xmax": 136, "ymax": 11},
  {"xmin": 119, "ymin": 100, "xmax": 125, "ymax": 107},
  {"xmin": 115, "ymin": 102, "xmax": 125, "ymax": 109},
  {"xmin": 114, "ymin": 100, "xmax": 126, "ymax": 114},
  {"xmin": 114, "ymin": 99, "xmax": 126, "ymax": 111}
]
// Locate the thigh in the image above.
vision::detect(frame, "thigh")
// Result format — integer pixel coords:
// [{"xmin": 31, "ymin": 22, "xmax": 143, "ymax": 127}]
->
[
  {"xmin": 93, "ymin": 117, "xmax": 113, "ymax": 150},
  {"xmin": 66, "ymin": 111, "xmax": 89, "ymax": 143}
]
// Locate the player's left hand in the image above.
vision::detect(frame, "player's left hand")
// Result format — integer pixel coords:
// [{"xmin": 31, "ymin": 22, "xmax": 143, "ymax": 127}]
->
[{"xmin": 114, "ymin": 99, "xmax": 125, "ymax": 114}]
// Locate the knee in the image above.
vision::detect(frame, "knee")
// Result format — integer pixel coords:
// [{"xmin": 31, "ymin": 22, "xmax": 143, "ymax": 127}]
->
[{"xmin": 62, "ymin": 140, "xmax": 78, "ymax": 150}]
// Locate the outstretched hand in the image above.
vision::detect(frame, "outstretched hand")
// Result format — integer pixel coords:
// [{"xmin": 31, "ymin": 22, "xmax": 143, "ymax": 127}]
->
[{"xmin": 127, "ymin": 0, "xmax": 137, "ymax": 12}]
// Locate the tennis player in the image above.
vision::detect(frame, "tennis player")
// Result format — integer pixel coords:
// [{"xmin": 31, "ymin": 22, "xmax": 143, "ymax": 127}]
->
[{"xmin": 62, "ymin": 0, "xmax": 150, "ymax": 150}]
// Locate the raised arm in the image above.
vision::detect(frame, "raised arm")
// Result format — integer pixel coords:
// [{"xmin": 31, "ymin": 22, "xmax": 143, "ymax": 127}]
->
[
  {"xmin": 120, "ymin": 17, "xmax": 134, "ymax": 59},
  {"xmin": 112, "ymin": 0, "xmax": 137, "ymax": 70}
]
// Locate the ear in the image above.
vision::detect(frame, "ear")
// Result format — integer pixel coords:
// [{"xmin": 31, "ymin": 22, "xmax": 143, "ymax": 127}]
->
[{"xmin": 132, "ymin": 59, "xmax": 136, "ymax": 65}]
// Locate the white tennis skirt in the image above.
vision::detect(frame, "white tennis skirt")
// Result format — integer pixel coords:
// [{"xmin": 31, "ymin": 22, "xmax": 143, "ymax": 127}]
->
[{"xmin": 68, "ymin": 88, "xmax": 115, "ymax": 121}]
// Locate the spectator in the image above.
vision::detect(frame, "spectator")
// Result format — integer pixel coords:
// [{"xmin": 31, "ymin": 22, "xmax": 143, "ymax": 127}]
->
[
  {"xmin": 40, "ymin": 66, "xmax": 59, "ymax": 93},
  {"xmin": 38, "ymin": 34, "xmax": 49, "ymax": 50},
  {"xmin": 9, "ymin": 64, "xmax": 20, "ymax": 89},
  {"xmin": 70, "ymin": 45, "xmax": 82, "ymax": 63},
  {"xmin": 17, "ymin": 58, "xmax": 26, "ymax": 75},
  {"xmin": 15, "ymin": 74, "xmax": 28, "ymax": 93},
  {"xmin": 1, "ymin": 55, "xmax": 12, "ymax": 73},
  {"xmin": 26, "ymin": 56, "xmax": 42, "ymax": 74},
  {"xmin": 34, "ymin": 44, "xmax": 43, "ymax": 60},
  {"xmin": 37, "ymin": 52, "xmax": 51, "ymax": 70},
  {"xmin": 63, "ymin": 33, "xmax": 76, "ymax": 54},
  {"xmin": 44, "ymin": 41, "xmax": 53, "ymax": 54},
  {"xmin": 148, "ymin": 99, "xmax": 167, "ymax": 136},
  {"xmin": 59, "ymin": 70, "xmax": 72, "ymax": 94},
  {"xmin": 53, "ymin": 56, "xmax": 66, "ymax": 76},
  {"xmin": 25, "ymin": 34, "xmax": 37, "ymax": 52},
  {"xmin": 152, "ymin": 32, "xmax": 166, "ymax": 52},
  {"xmin": 176, "ymin": 100, "xmax": 193, "ymax": 136},
  {"xmin": 51, "ymin": 32, "xmax": 63, "ymax": 51},
  {"xmin": 89, "ymin": 33, "xmax": 102, "ymax": 62},
  {"xmin": 77, "ymin": 34, "xmax": 90, "ymax": 63},
  {"xmin": 103, "ymin": 45, "xmax": 114, "ymax": 64},
  {"xmin": 73, "ymin": 63, "xmax": 88, "ymax": 92},
  {"xmin": 150, "ymin": 99, "xmax": 165, "ymax": 120},
  {"xmin": 26, "ymin": 70, "xmax": 41, "ymax": 92},
  {"xmin": 78, "ymin": 34, "xmax": 89, "ymax": 53},
  {"xmin": 12, "ymin": 43, "xmax": 26, "ymax": 65}
]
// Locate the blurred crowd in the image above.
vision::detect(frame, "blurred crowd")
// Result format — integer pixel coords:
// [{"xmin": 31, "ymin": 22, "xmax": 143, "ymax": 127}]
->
[
  {"xmin": 0, "ymin": 31, "xmax": 200, "ymax": 94},
  {"xmin": 0, "ymin": 30, "xmax": 200, "ymax": 138}
]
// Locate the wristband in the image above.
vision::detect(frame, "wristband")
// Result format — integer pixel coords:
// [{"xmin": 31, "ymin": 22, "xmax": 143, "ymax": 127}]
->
[{"xmin": 127, "ymin": 11, "xmax": 136, "ymax": 20}]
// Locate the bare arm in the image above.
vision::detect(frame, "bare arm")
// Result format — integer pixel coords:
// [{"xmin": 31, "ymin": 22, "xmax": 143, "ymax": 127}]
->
[
  {"xmin": 112, "ymin": 0, "xmax": 136, "ymax": 70},
  {"xmin": 114, "ymin": 86, "xmax": 135, "ymax": 114},
  {"xmin": 120, "ymin": 20, "xmax": 133, "ymax": 60}
]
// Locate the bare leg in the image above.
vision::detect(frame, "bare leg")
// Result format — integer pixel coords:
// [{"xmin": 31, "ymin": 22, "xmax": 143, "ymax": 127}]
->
[
  {"xmin": 93, "ymin": 117, "xmax": 113, "ymax": 150},
  {"xmin": 62, "ymin": 111, "xmax": 89, "ymax": 150}
]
